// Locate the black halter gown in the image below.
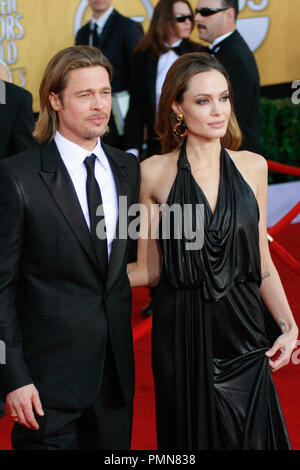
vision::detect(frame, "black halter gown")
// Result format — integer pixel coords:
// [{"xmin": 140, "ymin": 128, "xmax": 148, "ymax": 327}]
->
[{"xmin": 152, "ymin": 142, "xmax": 291, "ymax": 450}]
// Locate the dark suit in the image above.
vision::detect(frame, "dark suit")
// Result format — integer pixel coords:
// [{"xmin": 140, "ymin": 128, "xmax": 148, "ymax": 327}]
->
[
  {"xmin": 124, "ymin": 39, "xmax": 203, "ymax": 158},
  {"xmin": 0, "ymin": 80, "xmax": 35, "ymax": 418},
  {"xmin": 75, "ymin": 10, "xmax": 143, "ymax": 148},
  {"xmin": 213, "ymin": 30, "xmax": 261, "ymax": 153},
  {"xmin": 0, "ymin": 80, "xmax": 35, "ymax": 159},
  {"xmin": 0, "ymin": 140, "xmax": 140, "ymax": 449}
]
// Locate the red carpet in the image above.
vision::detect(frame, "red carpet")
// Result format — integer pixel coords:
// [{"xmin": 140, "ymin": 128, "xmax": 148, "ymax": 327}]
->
[{"xmin": 0, "ymin": 223, "xmax": 299, "ymax": 450}]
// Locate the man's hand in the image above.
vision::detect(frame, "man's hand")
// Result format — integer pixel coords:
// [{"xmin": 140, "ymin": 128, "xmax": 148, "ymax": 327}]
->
[{"xmin": 6, "ymin": 384, "xmax": 44, "ymax": 430}]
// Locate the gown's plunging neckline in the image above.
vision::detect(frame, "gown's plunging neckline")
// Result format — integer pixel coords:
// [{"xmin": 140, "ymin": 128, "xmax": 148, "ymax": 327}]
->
[
  {"xmin": 188, "ymin": 149, "xmax": 223, "ymax": 219},
  {"xmin": 164, "ymin": 143, "xmax": 223, "ymax": 220}
]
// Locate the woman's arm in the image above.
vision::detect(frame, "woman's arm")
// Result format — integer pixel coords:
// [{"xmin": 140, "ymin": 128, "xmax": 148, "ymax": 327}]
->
[
  {"xmin": 255, "ymin": 155, "xmax": 298, "ymax": 372},
  {"xmin": 127, "ymin": 160, "xmax": 162, "ymax": 287}
]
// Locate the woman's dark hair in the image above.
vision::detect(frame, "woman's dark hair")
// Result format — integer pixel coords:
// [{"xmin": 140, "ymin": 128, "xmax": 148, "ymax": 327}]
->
[
  {"xmin": 155, "ymin": 52, "xmax": 242, "ymax": 153},
  {"xmin": 134, "ymin": 0, "xmax": 198, "ymax": 58}
]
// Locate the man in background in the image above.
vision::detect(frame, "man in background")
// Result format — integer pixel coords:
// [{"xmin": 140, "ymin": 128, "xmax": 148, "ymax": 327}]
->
[
  {"xmin": 0, "ymin": 79, "xmax": 35, "ymax": 160},
  {"xmin": 195, "ymin": 0, "xmax": 261, "ymax": 153},
  {"xmin": 75, "ymin": 0, "xmax": 144, "ymax": 149},
  {"xmin": 0, "ymin": 74, "xmax": 35, "ymax": 418}
]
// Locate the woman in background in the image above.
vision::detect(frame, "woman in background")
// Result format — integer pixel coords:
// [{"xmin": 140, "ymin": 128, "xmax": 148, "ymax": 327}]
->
[
  {"xmin": 124, "ymin": 0, "xmax": 203, "ymax": 160},
  {"xmin": 127, "ymin": 52, "xmax": 297, "ymax": 449}
]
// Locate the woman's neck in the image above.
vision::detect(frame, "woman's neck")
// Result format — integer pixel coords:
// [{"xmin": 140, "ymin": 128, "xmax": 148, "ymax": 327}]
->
[
  {"xmin": 166, "ymin": 35, "xmax": 182, "ymax": 46},
  {"xmin": 185, "ymin": 137, "xmax": 221, "ymax": 168}
]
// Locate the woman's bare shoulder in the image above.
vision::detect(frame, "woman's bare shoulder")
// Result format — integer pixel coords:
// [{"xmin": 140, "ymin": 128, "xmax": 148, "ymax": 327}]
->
[
  {"xmin": 227, "ymin": 149, "xmax": 268, "ymax": 175},
  {"xmin": 140, "ymin": 151, "xmax": 180, "ymax": 201},
  {"xmin": 141, "ymin": 151, "xmax": 179, "ymax": 180}
]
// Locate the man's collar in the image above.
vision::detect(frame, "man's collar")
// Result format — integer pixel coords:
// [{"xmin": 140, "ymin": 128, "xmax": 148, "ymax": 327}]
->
[
  {"xmin": 209, "ymin": 30, "xmax": 235, "ymax": 50},
  {"xmin": 54, "ymin": 131, "xmax": 109, "ymax": 172},
  {"xmin": 90, "ymin": 6, "xmax": 114, "ymax": 32}
]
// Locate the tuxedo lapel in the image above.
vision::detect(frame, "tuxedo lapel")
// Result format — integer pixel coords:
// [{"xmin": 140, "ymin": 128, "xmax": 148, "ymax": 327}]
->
[
  {"xmin": 102, "ymin": 144, "xmax": 129, "ymax": 294},
  {"xmin": 213, "ymin": 30, "xmax": 239, "ymax": 57},
  {"xmin": 147, "ymin": 57, "xmax": 158, "ymax": 114},
  {"xmin": 39, "ymin": 141, "xmax": 100, "ymax": 274},
  {"xmin": 98, "ymin": 10, "xmax": 117, "ymax": 51}
]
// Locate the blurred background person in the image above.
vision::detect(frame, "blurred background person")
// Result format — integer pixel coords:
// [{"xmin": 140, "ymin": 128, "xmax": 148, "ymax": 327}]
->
[
  {"xmin": 124, "ymin": 0, "xmax": 203, "ymax": 160},
  {"xmin": 75, "ymin": 0, "xmax": 143, "ymax": 149},
  {"xmin": 0, "ymin": 71, "xmax": 35, "ymax": 417},
  {"xmin": 0, "ymin": 60, "xmax": 11, "ymax": 82},
  {"xmin": 124, "ymin": 0, "xmax": 203, "ymax": 319},
  {"xmin": 195, "ymin": 0, "xmax": 261, "ymax": 153},
  {"xmin": 0, "ymin": 79, "xmax": 35, "ymax": 160}
]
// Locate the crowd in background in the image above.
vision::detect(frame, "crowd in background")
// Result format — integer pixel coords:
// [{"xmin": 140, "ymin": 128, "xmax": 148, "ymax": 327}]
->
[{"xmin": 0, "ymin": 0, "xmax": 261, "ymax": 162}]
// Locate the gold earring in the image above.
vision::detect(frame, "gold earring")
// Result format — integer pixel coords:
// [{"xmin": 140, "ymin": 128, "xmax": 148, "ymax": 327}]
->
[{"xmin": 173, "ymin": 113, "xmax": 188, "ymax": 138}]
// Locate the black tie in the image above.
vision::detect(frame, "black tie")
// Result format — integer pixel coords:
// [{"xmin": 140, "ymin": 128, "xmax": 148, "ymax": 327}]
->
[
  {"xmin": 84, "ymin": 154, "xmax": 108, "ymax": 278},
  {"xmin": 170, "ymin": 42, "xmax": 186, "ymax": 56},
  {"xmin": 91, "ymin": 22, "xmax": 99, "ymax": 47}
]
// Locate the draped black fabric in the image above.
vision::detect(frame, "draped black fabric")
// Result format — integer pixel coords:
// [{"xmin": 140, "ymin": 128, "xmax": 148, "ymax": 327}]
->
[{"xmin": 152, "ymin": 141, "xmax": 291, "ymax": 449}]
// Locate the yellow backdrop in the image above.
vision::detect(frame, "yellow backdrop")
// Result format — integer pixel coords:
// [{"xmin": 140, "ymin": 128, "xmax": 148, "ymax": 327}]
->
[{"xmin": 0, "ymin": 0, "xmax": 299, "ymax": 111}]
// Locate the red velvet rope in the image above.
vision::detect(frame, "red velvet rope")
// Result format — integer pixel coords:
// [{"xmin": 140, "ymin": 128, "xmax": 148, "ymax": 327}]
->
[
  {"xmin": 267, "ymin": 159, "xmax": 300, "ymax": 176},
  {"xmin": 269, "ymin": 201, "xmax": 300, "ymax": 237},
  {"xmin": 269, "ymin": 240, "xmax": 300, "ymax": 277},
  {"xmin": 266, "ymin": 159, "xmax": 300, "ymax": 275}
]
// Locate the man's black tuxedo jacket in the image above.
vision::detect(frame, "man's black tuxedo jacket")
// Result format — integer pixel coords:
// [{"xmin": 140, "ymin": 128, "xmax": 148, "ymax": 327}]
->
[
  {"xmin": 124, "ymin": 39, "xmax": 203, "ymax": 158},
  {"xmin": 75, "ymin": 10, "xmax": 143, "ymax": 93},
  {"xmin": 0, "ymin": 81, "xmax": 35, "ymax": 159},
  {"xmin": 0, "ymin": 140, "xmax": 140, "ymax": 410},
  {"xmin": 213, "ymin": 30, "xmax": 261, "ymax": 154}
]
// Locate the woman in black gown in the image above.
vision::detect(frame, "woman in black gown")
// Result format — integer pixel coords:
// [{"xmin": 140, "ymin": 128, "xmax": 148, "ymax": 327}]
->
[{"xmin": 127, "ymin": 53, "xmax": 298, "ymax": 450}]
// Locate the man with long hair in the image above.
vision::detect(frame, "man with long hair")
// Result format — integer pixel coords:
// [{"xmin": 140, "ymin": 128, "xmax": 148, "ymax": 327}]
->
[{"xmin": 0, "ymin": 46, "xmax": 140, "ymax": 450}]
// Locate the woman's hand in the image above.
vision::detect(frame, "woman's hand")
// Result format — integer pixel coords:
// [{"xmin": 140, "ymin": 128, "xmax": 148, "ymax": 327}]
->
[{"xmin": 265, "ymin": 326, "xmax": 298, "ymax": 373}]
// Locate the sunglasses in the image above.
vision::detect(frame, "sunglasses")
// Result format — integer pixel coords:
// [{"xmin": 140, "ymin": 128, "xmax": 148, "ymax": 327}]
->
[
  {"xmin": 174, "ymin": 14, "xmax": 194, "ymax": 23},
  {"xmin": 195, "ymin": 7, "xmax": 229, "ymax": 16}
]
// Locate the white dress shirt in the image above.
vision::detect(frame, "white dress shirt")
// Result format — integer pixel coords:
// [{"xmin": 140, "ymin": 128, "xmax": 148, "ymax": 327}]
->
[
  {"xmin": 155, "ymin": 39, "xmax": 182, "ymax": 113},
  {"xmin": 89, "ymin": 6, "xmax": 114, "ymax": 45},
  {"xmin": 126, "ymin": 40, "xmax": 182, "ymax": 157},
  {"xmin": 54, "ymin": 131, "xmax": 118, "ymax": 259}
]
